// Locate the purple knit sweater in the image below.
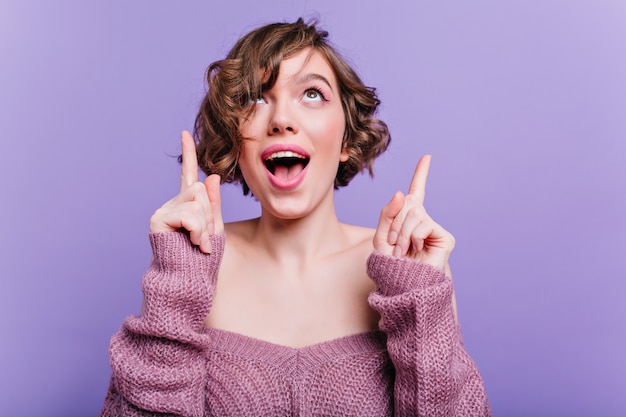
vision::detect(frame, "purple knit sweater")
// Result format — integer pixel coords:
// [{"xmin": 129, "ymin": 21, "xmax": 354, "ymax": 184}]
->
[{"xmin": 99, "ymin": 232, "xmax": 490, "ymax": 416}]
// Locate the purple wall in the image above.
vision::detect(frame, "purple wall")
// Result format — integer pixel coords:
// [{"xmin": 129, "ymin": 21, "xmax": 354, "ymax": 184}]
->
[{"xmin": 1, "ymin": 1, "xmax": 625, "ymax": 415}]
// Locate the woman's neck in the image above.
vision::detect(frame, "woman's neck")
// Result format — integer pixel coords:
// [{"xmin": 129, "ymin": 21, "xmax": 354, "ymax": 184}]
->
[{"xmin": 252, "ymin": 201, "xmax": 347, "ymax": 266}]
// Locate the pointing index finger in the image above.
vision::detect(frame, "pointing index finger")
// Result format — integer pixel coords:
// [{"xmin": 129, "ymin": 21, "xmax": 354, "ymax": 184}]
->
[
  {"xmin": 180, "ymin": 130, "xmax": 199, "ymax": 190},
  {"xmin": 408, "ymin": 154, "xmax": 432, "ymax": 204}
]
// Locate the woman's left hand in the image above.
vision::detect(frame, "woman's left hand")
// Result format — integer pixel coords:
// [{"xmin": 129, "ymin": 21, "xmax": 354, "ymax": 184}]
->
[{"xmin": 373, "ymin": 155, "xmax": 455, "ymax": 272}]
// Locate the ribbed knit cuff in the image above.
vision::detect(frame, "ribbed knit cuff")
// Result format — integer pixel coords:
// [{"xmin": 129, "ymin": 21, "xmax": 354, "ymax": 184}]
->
[
  {"xmin": 149, "ymin": 231, "xmax": 224, "ymax": 271},
  {"xmin": 367, "ymin": 252, "xmax": 446, "ymax": 297},
  {"xmin": 139, "ymin": 232, "xmax": 225, "ymax": 335}
]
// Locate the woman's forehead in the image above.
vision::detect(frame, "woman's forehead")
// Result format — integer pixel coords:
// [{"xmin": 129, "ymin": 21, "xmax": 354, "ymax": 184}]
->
[{"xmin": 272, "ymin": 48, "xmax": 338, "ymax": 89}]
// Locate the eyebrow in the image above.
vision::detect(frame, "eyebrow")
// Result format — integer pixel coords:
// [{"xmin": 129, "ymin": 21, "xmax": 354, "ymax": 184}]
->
[{"xmin": 295, "ymin": 73, "xmax": 335, "ymax": 92}]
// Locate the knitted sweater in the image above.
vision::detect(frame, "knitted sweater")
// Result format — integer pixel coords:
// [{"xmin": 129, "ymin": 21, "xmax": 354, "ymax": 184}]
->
[{"xmin": 100, "ymin": 232, "xmax": 490, "ymax": 416}]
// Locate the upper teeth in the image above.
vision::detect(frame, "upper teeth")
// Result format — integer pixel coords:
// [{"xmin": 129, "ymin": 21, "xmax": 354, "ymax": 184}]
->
[{"xmin": 266, "ymin": 151, "xmax": 306, "ymax": 160}]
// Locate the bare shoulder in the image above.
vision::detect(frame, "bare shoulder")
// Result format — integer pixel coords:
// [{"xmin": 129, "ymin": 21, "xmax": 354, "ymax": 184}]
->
[
  {"xmin": 340, "ymin": 223, "xmax": 376, "ymax": 254},
  {"xmin": 224, "ymin": 218, "xmax": 258, "ymax": 232},
  {"xmin": 223, "ymin": 218, "xmax": 258, "ymax": 243},
  {"xmin": 215, "ymin": 219, "xmax": 258, "ymax": 265}
]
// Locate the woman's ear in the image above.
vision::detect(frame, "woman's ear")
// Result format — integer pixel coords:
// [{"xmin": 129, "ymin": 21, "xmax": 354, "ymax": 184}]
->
[{"xmin": 340, "ymin": 135, "xmax": 350, "ymax": 162}]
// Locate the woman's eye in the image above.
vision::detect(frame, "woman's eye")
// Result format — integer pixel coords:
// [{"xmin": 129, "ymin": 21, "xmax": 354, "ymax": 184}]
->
[
  {"xmin": 303, "ymin": 89, "xmax": 323, "ymax": 101},
  {"xmin": 240, "ymin": 96, "xmax": 265, "ymax": 107},
  {"xmin": 242, "ymin": 96, "xmax": 265, "ymax": 106}
]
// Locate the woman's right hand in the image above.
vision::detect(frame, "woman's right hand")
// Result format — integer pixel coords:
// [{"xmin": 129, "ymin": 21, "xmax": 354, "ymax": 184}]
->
[{"xmin": 149, "ymin": 130, "xmax": 224, "ymax": 253}]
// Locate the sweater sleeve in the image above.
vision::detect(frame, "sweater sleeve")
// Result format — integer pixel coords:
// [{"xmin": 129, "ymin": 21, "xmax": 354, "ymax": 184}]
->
[
  {"xmin": 367, "ymin": 252, "xmax": 491, "ymax": 417},
  {"xmin": 99, "ymin": 232, "xmax": 225, "ymax": 417}
]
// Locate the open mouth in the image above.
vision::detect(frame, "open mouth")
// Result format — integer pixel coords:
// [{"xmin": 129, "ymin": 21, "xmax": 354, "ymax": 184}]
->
[{"xmin": 264, "ymin": 151, "xmax": 310, "ymax": 180}]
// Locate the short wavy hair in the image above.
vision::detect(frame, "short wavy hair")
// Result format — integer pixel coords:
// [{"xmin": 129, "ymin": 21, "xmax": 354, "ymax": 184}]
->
[{"xmin": 192, "ymin": 18, "xmax": 390, "ymax": 195}]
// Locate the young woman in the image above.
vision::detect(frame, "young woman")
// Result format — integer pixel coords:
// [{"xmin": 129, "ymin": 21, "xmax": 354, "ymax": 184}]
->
[{"xmin": 100, "ymin": 19, "xmax": 490, "ymax": 416}]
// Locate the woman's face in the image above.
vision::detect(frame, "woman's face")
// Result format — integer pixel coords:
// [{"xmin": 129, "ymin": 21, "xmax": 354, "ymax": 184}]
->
[{"xmin": 238, "ymin": 48, "xmax": 348, "ymax": 220}]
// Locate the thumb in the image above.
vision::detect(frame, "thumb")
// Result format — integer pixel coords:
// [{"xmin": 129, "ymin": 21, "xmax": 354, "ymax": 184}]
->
[
  {"xmin": 373, "ymin": 191, "xmax": 404, "ymax": 254},
  {"xmin": 205, "ymin": 174, "xmax": 224, "ymax": 235}
]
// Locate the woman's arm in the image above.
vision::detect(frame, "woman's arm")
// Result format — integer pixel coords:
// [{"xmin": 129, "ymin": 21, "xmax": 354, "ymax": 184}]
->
[
  {"xmin": 100, "ymin": 232, "xmax": 224, "ymax": 417},
  {"xmin": 371, "ymin": 156, "xmax": 490, "ymax": 415},
  {"xmin": 100, "ymin": 131, "xmax": 224, "ymax": 416},
  {"xmin": 367, "ymin": 253, "xmax": 490, "ymax": 417}
]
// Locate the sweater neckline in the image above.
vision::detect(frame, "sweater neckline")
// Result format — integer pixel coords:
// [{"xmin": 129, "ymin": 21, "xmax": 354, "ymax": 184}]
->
[{"xmin": 204, "ymin": 327, "xmax": 387, "ymax": 368}]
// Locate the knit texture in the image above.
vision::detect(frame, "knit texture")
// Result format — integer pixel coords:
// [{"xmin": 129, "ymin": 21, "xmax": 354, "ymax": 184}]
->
[
  {"xmin": 100, "ymin": 232, "xmax": 490, "ymax": 417},
  {"xmin": 368, "ymin": 253, "xmax": 491, "ymax": 416}
]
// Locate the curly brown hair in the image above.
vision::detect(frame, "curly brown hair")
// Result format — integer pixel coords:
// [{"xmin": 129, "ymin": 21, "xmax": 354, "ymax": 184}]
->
[{"xmin": 192, "ymin": 18, "xmax": 390, "ymax": 195}]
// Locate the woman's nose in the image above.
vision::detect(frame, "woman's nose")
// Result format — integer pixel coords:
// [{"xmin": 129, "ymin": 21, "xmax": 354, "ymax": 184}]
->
[{"xmin": 268, "ymin": 100, "xmax": 298, "ymax": 135}]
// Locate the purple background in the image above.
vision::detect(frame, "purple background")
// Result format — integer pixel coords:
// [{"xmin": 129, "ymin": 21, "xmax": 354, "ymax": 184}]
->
[{"xmin": 1, "ymin": 1, "xmax": 625, "ymax": 416}]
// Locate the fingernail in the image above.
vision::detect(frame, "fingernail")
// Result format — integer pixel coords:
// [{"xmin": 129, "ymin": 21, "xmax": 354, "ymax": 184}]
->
[
  {"xmin": 201, "ymin": 236, "xmax": 212, "ymax": 254},
  {"xmin": 393, "ymin": 246, "xmax": 402, "ymax": 258},
  {"xmin": 388, "ymin": 231, "xmax": 398, "ymax": 244}
]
